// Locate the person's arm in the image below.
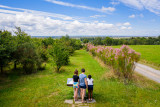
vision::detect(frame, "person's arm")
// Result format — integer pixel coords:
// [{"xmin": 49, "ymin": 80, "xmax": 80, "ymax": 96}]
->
[
  {"xmin": 73, "ymin": 76, "xmax": 74, "ymax": 83},
  {"xmin": 85, "ymin": 78, "xmax": 88, "ymax": 89},
  {"xmin": 78, "ymin": 76, "xmax": 79, "ymax": 83}
]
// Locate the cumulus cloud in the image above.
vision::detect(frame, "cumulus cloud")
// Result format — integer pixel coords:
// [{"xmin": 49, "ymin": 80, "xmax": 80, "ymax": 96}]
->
[
  {"xmin": 0, "ymin": 5, "xmax": 119, "ymax": 36},
  {"xmin": 0, "ymin": 5, "xmax": 143, "ymax": 36},
  {"xmin": 129, "ymin": 14, "xmax": 135, "ymax": 18},
  {"xmin": 119, "ymin": 0, "xmax": 160, "ymax": 15},
  {"xmin": 45, "ymin": 0, "xmax": 115, "ymax": 13},
  {"xmin": 116, "ymin": 22, "xmax": 131, "ymax": 26},
  {"xmin": 123, "ymin": 22, "xmax": 131, "ymax": 26},
  {"xmin": 129, "ymin": 14, "xmax": 144, "ymax": 18},
  {"xmin": 121, "ymin": 26, "xmax": 132, "ymax": 30}
]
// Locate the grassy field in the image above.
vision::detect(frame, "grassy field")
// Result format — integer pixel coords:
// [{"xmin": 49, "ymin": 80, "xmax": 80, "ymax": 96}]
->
[
  {"xmin": 112, "ymin": 45, "xmax": 160, "ymax": 70},
  {"xmin": 1, "ymin": 50, "xmax": 160, "ymax": 106}
]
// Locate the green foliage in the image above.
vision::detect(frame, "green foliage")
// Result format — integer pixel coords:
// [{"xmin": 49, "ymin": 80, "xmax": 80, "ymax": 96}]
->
[
  {"xmin": 102, "ymin": 37, "xmax": 113, "ymax": 46},
  {"xmin": 81, "ymin": 36, "xmax": 160, "ymax": 46},
  {"xmin": 12, "ymin": 27, "xmax": 32, "ymax": 70},
  {"xmin": 0, "ymin": 30, "xmax": 16, "ymax": 73},
  {"xmin": 49, "ymin": 43, "xmax": 69, "ymax": 72},
  {"xmin": 83, "ymin": 38, "xmax": 89, "ymax": 43},
  {"xmin": 19, "ymin": 42, "xmax": 42, "ymax": 74},
  {"xmin": 112, "ymin": 45, "xmax": 160, "ymax": 70},
  {"xmin": 42, "ymin": 37, "xmax": 54, "ymax": 48},
  {"xmin": 59, "ymin": 35, "xmax": 82, "ymax": 55},
  {"xmin": 0, "ymin": 28, "xmax": 82, "ymax": 74},
  {"xmin": 87, "ymin": 44, "xmax": 141, "ymax": 83},
  {"xmin": 92, "ymin": 37, "xmax": 102, "ymax": 45}
]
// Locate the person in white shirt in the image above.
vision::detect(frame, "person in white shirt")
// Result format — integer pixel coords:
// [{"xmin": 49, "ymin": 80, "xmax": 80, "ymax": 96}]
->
[{"xmin": 87, "ymin": 75, "xmax": 93, "ymax": 101}]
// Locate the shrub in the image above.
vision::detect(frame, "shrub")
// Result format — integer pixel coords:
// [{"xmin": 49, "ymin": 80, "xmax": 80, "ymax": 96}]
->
[{"xmin": 86, "ymin": 43, "xmax": 141, "ymax": 82}]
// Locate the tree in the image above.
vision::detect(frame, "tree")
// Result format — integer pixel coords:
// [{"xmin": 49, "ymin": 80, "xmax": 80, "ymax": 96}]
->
[
  {"xmin": 19, "ymin": 42, "xmax": 42, "ymax": 74},
  {"xmin": 103, "ymin": 37, "xmax": 113, "ymax": 46},
  {"xmin": 49, "ymin": 43, "xmax": 69, "ymax": 72},
  {"xmin": 12, "ymin": 27, "xmax": 31, "ymax": 69},
  {"xmin": 92, "ymin": 37, "xmax": 102, "ymax": 45},
  {"xmin": 42, "ymin": 37, "xmax": 54, "ymax": 48},
  {"xmin": 0, "ymin": 30, "xmax": 16, "ymax": 73},
  {"xmin": 83, "ymin": 39, "xmax": 89, "ymax": 43}
]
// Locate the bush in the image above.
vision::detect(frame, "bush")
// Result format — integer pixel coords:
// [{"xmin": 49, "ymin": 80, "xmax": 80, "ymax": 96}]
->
[{"xmin": 86, "ymin": 43, "xmax": 141, "ymax": 83}]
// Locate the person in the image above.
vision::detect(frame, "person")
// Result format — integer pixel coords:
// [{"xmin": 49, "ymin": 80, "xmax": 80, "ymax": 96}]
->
[
  {"xmin": 73, "ymin": 70, "xmax": 79, "ymax": 101},
  {"xmin": 79, "ymin": 68, "xmax": 88, "ymax": 103},
  {"xmin": 87, "ymin": 75, "xmax": 94, "ymax": 101}
]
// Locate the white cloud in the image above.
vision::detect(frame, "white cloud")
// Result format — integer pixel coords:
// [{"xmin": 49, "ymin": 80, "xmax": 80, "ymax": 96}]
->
[
  {"xmin": 123, "ymin": 22, "xmax": 131, "ymax": 26},
  {"xmin": 0, "ymin": 5, "xmax": 117, "ymax": 36},
  {"xmin": 121, "ymin": 26, "xmax": 127, "ymax": 30},
  {"xmin": 1, "ymin": 5, "xmax": 157, "ymax": 36},
  {"xmin": 90, "ymin": 15, "xmax": 106, "ymax": 18},
  {"xmin": 101, "ymin": 6, "xmax": 115, "ymax": 12},
  {"xmin": 119, "ymin": 0, "xmax": 160, "ymax": 15},
  {"xmin": 129, "ymin": 14, "xmax": 144, "ymax": 18},
  {"xmin": 110, "ymin": 1, "xmax": 120, "ymax": 5},
  {"xmin": 121, "ymin": 26, "xmax": 132, "ymax": 30},
  {"xmin": 129, "ymin": 14, "xmax": 135, "ymax": 18},
  {"xmin": 116, "ymin": 22, "xmax": 131, "ymax": 26},
  {"xmin": 45, "ymin": 0, "xmax": 115, "ymax": 13},
  {"xmin": 0, "ymin": 5, "xmax": 74, "ymax": 20}
]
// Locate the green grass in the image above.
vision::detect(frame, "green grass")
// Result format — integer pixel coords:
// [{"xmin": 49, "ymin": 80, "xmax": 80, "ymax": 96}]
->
[
  {"xmin": 112, "ymin": 45, "xmax": 160, "ymax": 70},
  {"xmin": 1, "ymin": 50, "xmax": 160, "ymax": 106}
]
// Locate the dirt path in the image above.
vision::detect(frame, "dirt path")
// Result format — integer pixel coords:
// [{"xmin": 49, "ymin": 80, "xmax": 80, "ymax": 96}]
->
[{"xmin": 135, "ymin": 63, "xmax": 160, "ymax": 83}]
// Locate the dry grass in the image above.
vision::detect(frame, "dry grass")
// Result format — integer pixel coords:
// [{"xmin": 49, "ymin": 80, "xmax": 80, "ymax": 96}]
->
[{"xmin": 132, "ymin": 73, "xmax": 160, "ymax": 89}]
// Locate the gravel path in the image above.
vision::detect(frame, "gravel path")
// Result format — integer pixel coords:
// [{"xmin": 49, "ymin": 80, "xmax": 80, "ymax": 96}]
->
[{"xmin": 135, "ymin": 63, "xmax": 160, "ymax": 83}]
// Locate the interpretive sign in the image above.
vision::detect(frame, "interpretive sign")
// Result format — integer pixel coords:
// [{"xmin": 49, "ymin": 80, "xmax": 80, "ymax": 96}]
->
[{"xmin": 67, "ymin": 78, "xmax": 73, "ymax": 86}]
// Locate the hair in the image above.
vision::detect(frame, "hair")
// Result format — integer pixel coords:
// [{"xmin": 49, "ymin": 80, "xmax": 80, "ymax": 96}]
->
[
  {"xmin": 81, "ymin": 68, "xmax": 85, "ymax": 72},
  {"xmin": 88, "ymin": 75, "xmax": 92, "ymax": 79},
  {"xmin": 74, "ymin": 69, "xmax": 78, "ymax": 75}
]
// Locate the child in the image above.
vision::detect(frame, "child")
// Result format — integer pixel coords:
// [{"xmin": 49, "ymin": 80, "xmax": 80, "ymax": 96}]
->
[
  {"xmin": 73, "ymin": 70, "xmax": 79, "ymax": 101},
  {"xmin": 87, "ymin": 75, "xmax": 94, "ymax": 101}
]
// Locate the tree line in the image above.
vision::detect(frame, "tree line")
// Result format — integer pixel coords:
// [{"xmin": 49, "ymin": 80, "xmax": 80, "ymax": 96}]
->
[
  {"xmin": 81, "ymin": 36, "xmax": 160, "ymax": 46},
  {"xmin": 0, "ymin": 28, "xmax": 82, "ymax": 74}
]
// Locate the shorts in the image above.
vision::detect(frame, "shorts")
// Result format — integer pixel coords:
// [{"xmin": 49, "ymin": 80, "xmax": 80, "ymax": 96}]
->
[
  {"xmin": 88, "ymin": 85, "xmax": 93, "ymax": 90},
  {"xmin": 73, "ymin": 82, "xmax": 78, "ymax": 88},
  {"xmin": 79, "ymin": 85, "xmax": 86, "ymax": 89}
]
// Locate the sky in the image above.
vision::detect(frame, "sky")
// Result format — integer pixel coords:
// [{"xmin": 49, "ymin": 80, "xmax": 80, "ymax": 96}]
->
[{"xmin": 0, "ymin": 0, "xmax": 160, "ymax": 36}]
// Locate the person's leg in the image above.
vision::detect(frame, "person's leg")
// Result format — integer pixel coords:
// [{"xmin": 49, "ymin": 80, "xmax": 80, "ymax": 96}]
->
[
  {"xmin": 80, "ymin": 88, "xmax": 83, "ymax": 99},
  {"xmin": 88, "ymin": 90, "xmax": 90, "ymax": 100},
  {"xmin": 82, "ymin": 89, "xmax": 86, "ymax": 102},
  {"xmin": 75, "ymin": 88, "xmax": 78, "ymax": 100},
  {"xmin": 74, "ymin": 88, "xmax": 76, "ymax": 101},
  {"xmin": 91, "ymin": 90, "xmax": 93, "ymax": 100}
]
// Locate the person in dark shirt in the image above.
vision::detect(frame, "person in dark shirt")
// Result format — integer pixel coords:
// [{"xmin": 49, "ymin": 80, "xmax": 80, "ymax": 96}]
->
[{"xmin": 73, "ymin": 69, "xmax": 79, "ymax": 101}]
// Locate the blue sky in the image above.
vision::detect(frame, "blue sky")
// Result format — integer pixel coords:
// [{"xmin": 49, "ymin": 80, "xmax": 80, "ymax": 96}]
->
[{"xmin": 0, "ymin": 0, "xmax": 160, "ymax": 36}]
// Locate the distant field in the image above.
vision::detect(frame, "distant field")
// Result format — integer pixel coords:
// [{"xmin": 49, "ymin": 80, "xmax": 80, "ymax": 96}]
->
[{"xmin": 112, "ymin": 45, "xmax": 160, "ymax": 69}]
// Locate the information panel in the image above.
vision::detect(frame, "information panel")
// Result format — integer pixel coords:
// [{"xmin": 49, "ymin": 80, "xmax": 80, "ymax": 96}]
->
[{"xmin": 67, "ymin": 78, "xmax": 73, "ymax": 86}]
